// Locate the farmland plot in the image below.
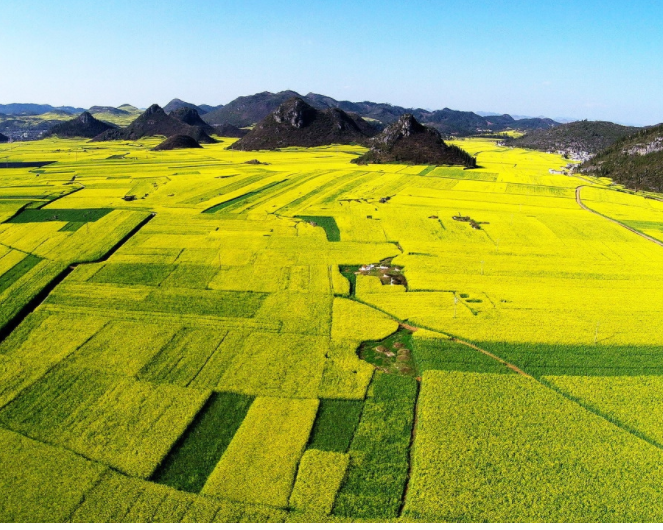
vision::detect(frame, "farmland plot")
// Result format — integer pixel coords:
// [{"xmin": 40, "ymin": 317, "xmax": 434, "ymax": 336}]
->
[{"xmin": 3, "ymin": 135, "xmax": 663, "ymax": 522}]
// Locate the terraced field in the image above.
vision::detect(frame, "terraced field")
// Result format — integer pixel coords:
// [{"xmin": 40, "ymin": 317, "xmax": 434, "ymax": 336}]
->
[{"xmin": 2, "ymin": 136, "xmax": 663, "ymax": 522}]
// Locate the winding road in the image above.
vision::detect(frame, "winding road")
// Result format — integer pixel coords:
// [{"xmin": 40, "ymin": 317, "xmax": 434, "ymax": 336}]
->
[{"xmin": 575, "ymin": 185, "xmax": 663, "ymax": 248}]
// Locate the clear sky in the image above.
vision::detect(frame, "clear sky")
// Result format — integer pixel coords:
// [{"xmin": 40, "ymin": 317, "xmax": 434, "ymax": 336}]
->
[{"xmin": 1, "ymin": 0, "xmax": 661, "ymax": 125}]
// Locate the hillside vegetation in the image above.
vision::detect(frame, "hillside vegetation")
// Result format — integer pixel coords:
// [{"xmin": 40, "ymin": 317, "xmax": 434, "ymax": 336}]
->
[
  {"xmin": 504, "ymin": 120, "xmax": 640, "ymax": 160},
  {"xmin": 581, "ymin": 123, "xmax": 663, "ymax": 191}
]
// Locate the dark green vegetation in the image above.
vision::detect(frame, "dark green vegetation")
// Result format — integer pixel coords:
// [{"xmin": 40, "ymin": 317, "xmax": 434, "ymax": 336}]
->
[
  {"xmin": 152, "ymin": 135, "xmax": 203, "ymax": 151},
  {"xmin": 0, "ymin": 255, "xmax": 42, "ymax": 294},
  {"xmin": 0, "ymin": 133, "xmax": 8, "ymax": 143},
  {"xmin": 339, "ymin": 265, "xmax": 359, "ymax": 296},
  {"xmin": 151, "ymin": 392, "xmax": 254, "ymax": 493},
  {"xmin": 295, "ymin": 215, "xmax": 340, "ymax": 241},
  {"xmin": 48, "ymin": 284, "xmax": 267, "ymax": 318},
  {"xmin": 47, "ymin": 112, "xmax": 116, "ymax": 139},
  {"xmin": 7, "ymin": 208, "xmax": 112, "ymax": 224},
  {"xmin": 307, "ymin": 399, "xmax": 364, "ymax": 453},
  {"xmin": 353, "ymin": 114, "xmax": 477, "ymax": 167},
  {"xmin": 92, "ymin": 104, "xmax": 217, "ymax": 144},
  {"xmin": 334, "ymin": 373, "xmax": 417, "ymax": 519},
  {"xmin": 204, "ymin": 180, "xmax": 287, "ymax": 213},
  {"xmin": 413, "ymin": 336, "xmax": 510, "ymax": 374},
  {"xmin": 504, "ymin": 120, "xmax": 640, "ymax": 158},
  {"xmin": 478, "ymin": 341, "xmax": 663, "ymax": 377},
  {"xmin": 581, "ymin": 123, "xmax": 663, "ymax": 192},
  {"xmin": 358, "ymin": 327, "xmax": 416, "ymax": 377},
  {"xmin": 230, "ymin": 98, "xmax": 371, "ymax": 151},
  {"xmin": 0, "ymin": 161, "xmax": 55, "ymax": 169},
  {"xmin": 89, "ymin": 263, "xmax": 175, "ymax": 286}
]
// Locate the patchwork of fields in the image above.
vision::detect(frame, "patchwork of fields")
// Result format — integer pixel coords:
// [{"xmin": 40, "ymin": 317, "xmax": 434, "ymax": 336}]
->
[{"xmin": 2, "ymin": 136, "xmax": 663, "ymax": 522}]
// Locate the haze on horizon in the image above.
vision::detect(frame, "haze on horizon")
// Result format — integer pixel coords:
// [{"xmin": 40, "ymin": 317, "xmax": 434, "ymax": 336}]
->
[{"xmin": 1, "ymin": 0, "xmax": 661, "ymax": 127}]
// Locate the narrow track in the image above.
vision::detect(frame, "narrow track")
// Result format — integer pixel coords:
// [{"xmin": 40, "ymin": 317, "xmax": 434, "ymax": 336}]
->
[{"xmin": 576, "ymin": 186, "xmax": 663, "ymax": 248}]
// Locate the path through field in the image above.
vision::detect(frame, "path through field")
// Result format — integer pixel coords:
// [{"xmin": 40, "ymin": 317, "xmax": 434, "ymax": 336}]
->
[{"xmin": 576, "ymin": 185, "xmax": 663, "ymax": 247}]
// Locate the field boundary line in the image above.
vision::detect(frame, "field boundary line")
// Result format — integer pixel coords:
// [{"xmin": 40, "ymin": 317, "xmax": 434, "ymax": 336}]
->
[
  {"xmin": 576, "ymin": 185, "xmax": 663, "ymax": 247},
  {"xmin": 540, "ymin": 378, "xmax": 663, "ymax": 452},
  {"xmin": 450, "ymin": 338, "xmax": 535, "ymax": 379},
  {"xmin": 398, "ymin": 378, "xmax": 420, "ymax": 517}
]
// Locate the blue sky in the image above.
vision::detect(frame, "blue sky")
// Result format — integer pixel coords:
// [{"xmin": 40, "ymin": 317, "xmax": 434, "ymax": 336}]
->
[{"xmin": 1, "ymin": 0, "xmax": 661, "ymax": 125}]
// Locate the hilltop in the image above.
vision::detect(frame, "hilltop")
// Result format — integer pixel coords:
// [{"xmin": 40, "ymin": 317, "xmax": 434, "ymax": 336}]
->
[
  {"xmin": 118, "ymin": 104, "xmax": 141, "ymax": 113},
  {"xmin": 203, "ymin": 91, "xmax": 301, "ymax": 128},
  {"xmin": 47, "ymin": 112, "xmax": 117, "ymax": 138},
  {"xmin": 92, "ymin": 104, "xmax": 217, "ymax": 143},
  {"xmin": 504, "ymin": 120, "xmax": 640, "ymax": 161},
  {"xmin": 230, "ymin": 97, "xmax": 370, "ymax": 150},
  {"xmin": 353, "ymin": 113, "xmax": 477, "ymax": 167},
  {"xmin": 580, "ymin": 123, "xmax": 663, "ymax": 191},
  {"xmin": 89, "ymin": 105, "xmax": 142, "ymax": 127},
  {"xmin": 169, "ymin": 107, "xmax": 218, "ymax": 136},
  {"xmin": 88, "ymin": 106, "xmax": 130, "ymax": 116},
  {"xmin": 152, "ymin": 134, "xmax": 203, "ymax": 151},
  {"xmin": 163, "ymin": 98, "xmax": 212, "ymax": 115}
]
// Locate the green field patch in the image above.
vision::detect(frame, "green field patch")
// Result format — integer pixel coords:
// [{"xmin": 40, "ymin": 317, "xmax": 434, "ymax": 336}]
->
[
  {"xmin": 203, "ymin": 180, "xmax": 286, "ymax": 213},
  {"xmin": 160, "ymin": 264, "xmax": 219, "ymax": 289},
  {"xmin": 307, "ymin": 399, "xmax": 364, "ymax": 453},
  {"xmin": 426, "ymin": 167, "xmax": 498, "ymax": 181},
  {"xmin": 89, "ymin": 263, "xmax": 177, "ymax": 286},
  {"xmin": 6, "ymin": 208, "xmax": 112, "ymax": 224},
  {"xmin": 413, "ymin": 336, "xmax": 510, "ymax": 374},
  {"xmin": 67, "ymin": 320, "xmax": 179, "ymax": 376},
  {"xmin": 333, "ymin": 373, "xmax": 417, "ymax": 519},
  {"xmin": 59, "ymin": 221, "xmax": 85, "ymax": 232},
  {"xmin": 151, "ymin": 392, "xmax": 254, "ymax": 493},
  {"xmin": 476, "ymin": 341, "xmax": 663, "ymax": 377},
  {"xmin": 138, "ymin": 327, "xmax": 227, "ymax": 386},
  {"xmin": 0, "ymin": 428, "xmax": 107, "ymax": 523},
  {"xmin": 358, "ymin": 327, "xmax": 416, "ymax": 377},
  {"xmin": 0, "ymin": 254, "xmax": 42, "ymax": 294},
  {"xmin": 143, "ymin": 289, "xmax": 267, "ymax": 318},
  {"xmin": 295, "ymin": 216, "xmax": 341, "ymax": 242},
  {"xmin": 0, "ymin": 366, "xmax": 208, "ymax": 478}
]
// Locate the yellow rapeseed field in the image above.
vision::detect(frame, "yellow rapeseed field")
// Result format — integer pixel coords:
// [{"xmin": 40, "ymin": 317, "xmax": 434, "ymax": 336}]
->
[{"xmin": 2, "ymin": 135, "xmax": 663, "ymax": 521}]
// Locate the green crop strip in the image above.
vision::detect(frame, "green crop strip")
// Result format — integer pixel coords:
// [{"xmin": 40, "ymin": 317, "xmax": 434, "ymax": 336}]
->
[
  {"xmin": 333, "ymin": 373, "xmax": 417, "ymax": 519},
  {"xmin": 295, "ymin": 216, "xmax": 340, "ymax": 241},
  {"xmin": 151, "ymin": 392, "xmax": 254, "ymax": 493},
  {"xmin": 307, "ymin": 399, "xmax": 364, "ymax": 453},
  {"xmin": 6, "ymin": 208, "xmax": 112, "ymax": 224},
  {"xmin": 203, "ymin": 180, "xmax": 286, "ymax": 213},
  {"xmin": 0, "ymin": 254, "xmax": 42, "ymax": 294}
]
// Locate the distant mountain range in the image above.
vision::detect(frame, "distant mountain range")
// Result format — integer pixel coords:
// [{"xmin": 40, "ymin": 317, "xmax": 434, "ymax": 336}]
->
[
  {"xmin": 202, "ymin": 91, "xmax": 559, "ymax": 136},
  {"xmin": 0, "ymin": 103, "xmax": 86, "ymax": 116},
  {"xmin": 0, "ymin": 92, "xmax": 566, "ymax": 141}
]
